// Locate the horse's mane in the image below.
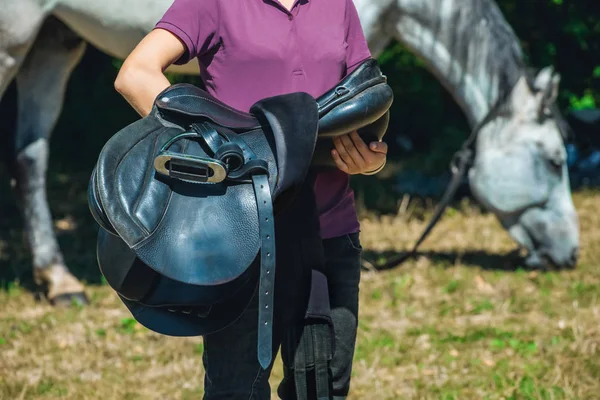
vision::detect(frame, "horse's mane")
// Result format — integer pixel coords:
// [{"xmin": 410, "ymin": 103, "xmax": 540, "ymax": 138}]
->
[{"xmin": 445, "ymin": 0, "xmax": 573, "ymax": 141}]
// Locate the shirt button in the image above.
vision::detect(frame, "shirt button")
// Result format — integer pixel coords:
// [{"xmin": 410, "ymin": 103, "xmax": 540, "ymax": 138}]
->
[{"xmin": 288, "ymin": 14, "xmax": 293, "ymax": 21}]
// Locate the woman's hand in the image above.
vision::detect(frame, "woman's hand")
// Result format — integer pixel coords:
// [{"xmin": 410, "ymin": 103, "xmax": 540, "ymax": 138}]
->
[{"xmin": 331, "ymin": 131, "xmax": 388, "ymax": 175}]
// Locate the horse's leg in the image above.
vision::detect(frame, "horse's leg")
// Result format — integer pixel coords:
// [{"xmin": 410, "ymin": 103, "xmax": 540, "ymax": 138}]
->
[
  {"xmin": 0, "ymin": 2, "xmax": 42, "ymax": 94},
  {"xmin": 0, "ymin": 3, "xmax": 45, "ymax": 273},
  {"xmin": 12, "ymin": 17, "xmax": 89, "ymax": 306}
]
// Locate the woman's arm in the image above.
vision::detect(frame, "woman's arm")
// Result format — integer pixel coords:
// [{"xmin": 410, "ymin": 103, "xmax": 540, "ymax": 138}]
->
[
  {"xmin": 331, "ymin": 0, "xmax": 388, "ymax": 175},
  {"xmin": 114, "ymin": 29, "xmax": 187, "ymax": 117}
]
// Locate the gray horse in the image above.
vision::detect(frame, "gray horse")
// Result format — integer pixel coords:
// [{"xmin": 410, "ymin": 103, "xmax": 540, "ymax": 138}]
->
[{"xmin": 0, "ymin": 0, "xmax": 579, "ymax": 305}]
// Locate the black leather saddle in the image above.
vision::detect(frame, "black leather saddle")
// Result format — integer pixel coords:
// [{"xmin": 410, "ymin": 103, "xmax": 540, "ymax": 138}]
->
[{"xmin": 88, "ymin": 58, "xmax": 393, "ymax": 369}]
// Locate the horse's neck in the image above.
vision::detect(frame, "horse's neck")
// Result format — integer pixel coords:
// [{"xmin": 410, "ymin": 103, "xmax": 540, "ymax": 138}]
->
[{"xmin": 360, "ymin": 0, "xmax": 526, "ymax": 126}]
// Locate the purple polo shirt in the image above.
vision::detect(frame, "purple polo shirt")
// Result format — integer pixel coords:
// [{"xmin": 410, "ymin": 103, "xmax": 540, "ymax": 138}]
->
[{"xmin": 155, "ymin": 0, "xmax": 372, "ymax": 239}]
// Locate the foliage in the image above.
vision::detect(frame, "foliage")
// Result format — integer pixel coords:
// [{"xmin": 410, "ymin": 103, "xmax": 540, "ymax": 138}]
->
[
  {"xmin": 377, "ymin": 0, "xmax": 600, "ymax": 171},
  {"xmin": 497, "ymin": 0, "xmax": 600, "ymax": 111}
]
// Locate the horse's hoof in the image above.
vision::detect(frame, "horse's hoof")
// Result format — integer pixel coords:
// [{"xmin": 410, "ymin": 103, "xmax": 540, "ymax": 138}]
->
[
  {"xmin": 49, "ymin": 291, "xmax": 90, "ymax": 307},
  {"xmin": 34, "ymin": 264, "xmax": 89, "ymax": 307}
]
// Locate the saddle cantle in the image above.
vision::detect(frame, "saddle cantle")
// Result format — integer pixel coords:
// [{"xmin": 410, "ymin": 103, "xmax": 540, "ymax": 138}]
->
[
  {"xmin": 88, "ymin": 58, "xmax": 393, "ymax": 370},
  {"xmin": 311, "ymin": 58, "xmax": 394, "ymax": 167}
]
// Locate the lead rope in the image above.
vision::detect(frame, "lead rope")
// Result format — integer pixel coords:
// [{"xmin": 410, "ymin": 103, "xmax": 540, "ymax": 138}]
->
[
  {"xmin": 375, "ymin": 148, "xmax": 473, "ymax": 269},
  {"xmin": 374, "ymin": 91, "xmax": 511, "ymax": 270}
]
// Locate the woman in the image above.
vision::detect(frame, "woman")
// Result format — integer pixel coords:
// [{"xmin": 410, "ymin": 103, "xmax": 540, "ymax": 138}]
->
[{"xmin": 114, "ymin": 0, "xmax": 388, "ymax": 398}]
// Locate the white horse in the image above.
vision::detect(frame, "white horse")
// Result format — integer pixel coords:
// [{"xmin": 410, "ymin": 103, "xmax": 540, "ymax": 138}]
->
[{"xmin": 0, "ymin": 0, "xmax": 579, "ymax": 305}]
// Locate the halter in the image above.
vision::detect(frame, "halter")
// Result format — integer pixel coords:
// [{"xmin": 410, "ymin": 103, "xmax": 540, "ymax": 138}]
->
[{"xmin": 376, "ymin": 74, "xmax": 571, "ymax": 269}]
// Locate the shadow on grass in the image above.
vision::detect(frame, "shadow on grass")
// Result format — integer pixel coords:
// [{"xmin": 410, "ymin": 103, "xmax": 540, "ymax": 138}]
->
[{"xmin": 362, "ymin": 248, "xmax": 532, "ymax": 272}]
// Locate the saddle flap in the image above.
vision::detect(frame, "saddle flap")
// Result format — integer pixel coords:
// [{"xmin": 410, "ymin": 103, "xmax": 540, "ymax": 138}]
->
[
  {"xmin": 155, "ymin": 84, "xmax": 261, "ymax": 131},
  {"xmin": 93, "ymin": 115, "xmax": 273, "ymax": 287}
]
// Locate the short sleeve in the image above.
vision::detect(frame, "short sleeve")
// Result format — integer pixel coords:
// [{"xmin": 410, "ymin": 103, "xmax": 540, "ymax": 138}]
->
[
  {"xmin": 344, "ymin": 0, "xmax": 372, "ymax": 74},
  {"xmin": 154, "ymin": 0, "xmax": 221, "ymax": 65}
]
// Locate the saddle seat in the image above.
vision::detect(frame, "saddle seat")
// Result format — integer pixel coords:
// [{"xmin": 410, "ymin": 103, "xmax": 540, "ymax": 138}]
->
[{"xmin": 154, "ymin": 84, "xmax": 261, "ymax": 131}]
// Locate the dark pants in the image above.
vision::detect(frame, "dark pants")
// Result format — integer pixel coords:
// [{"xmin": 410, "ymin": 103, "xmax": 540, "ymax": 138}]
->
[{"xmin": 201, "ymin": 232, "xmax": 363, "ymax": 400}]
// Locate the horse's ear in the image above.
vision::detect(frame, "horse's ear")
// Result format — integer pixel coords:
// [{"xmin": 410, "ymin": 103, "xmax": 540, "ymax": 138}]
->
[
  {"xmin": 510, "ymin": 75, "xmax": 534, "ymax": 110},
  {"xmin": 533, "ymin": 66, "xmax": 554, "ymax": 91},
  {"xmin": 510, "ymin": 75, "xmax": 541, "ymax": 119},
  {"xmin": 533, "ymin": 66, "xmax": 560, "ymax": 118},
  {"xmin": 510, "ymin": 68, "xmax": 561, "ymax": 121}
]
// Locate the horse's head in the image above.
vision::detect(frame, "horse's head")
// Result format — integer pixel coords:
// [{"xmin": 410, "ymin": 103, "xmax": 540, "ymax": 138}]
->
[{"xmin": 469, "ymin": 66, "xmax": 579, "ymax": 269}]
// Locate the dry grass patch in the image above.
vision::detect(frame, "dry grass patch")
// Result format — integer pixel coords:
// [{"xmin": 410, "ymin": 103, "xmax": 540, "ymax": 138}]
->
[{"xmin": 1, "ymin": 190, "xmax": 599, "ymax": 399}]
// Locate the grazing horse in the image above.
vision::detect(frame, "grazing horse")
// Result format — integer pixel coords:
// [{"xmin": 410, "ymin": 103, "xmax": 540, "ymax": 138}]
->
[{"xmin": 0, "ymin": 0, "xmax": 579, "ymax": 305}]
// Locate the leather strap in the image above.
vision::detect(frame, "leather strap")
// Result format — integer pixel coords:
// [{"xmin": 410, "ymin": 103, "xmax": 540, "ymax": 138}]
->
[
  {"xmin": 306, "ymin": 270, "xmax": 333, "ymax": 400},
  {"xmin": 288, "ymin": 267, "xmax": 334, "ymax": 399},
  {"xmin": 294, "ymin": 331, "xmax": 309, "ymax": 400},
  {"xmin": 195, "ymin": 123, "xmax": 223, "ymax": 151},
  {"xmin": 253, "ymin": 174, "xmax": 275, "ymax": 369},
  {"xmin": 191, "ymin": 122, "xmax": 275, "ymax": 369},
  {"xmin": 292, "ymin": 322, "xmax": 333, "ymax": 400},
  {"xmin": 192, "ymin": 123, "xmax": 269, "ymax": 181},
  {"xmin": 375, "ymin": 148, "xmax": 472, "ymax": 269},
  {"xmin": 312, "ymin": 323, "xmax": 332, "ymax": 400}
]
